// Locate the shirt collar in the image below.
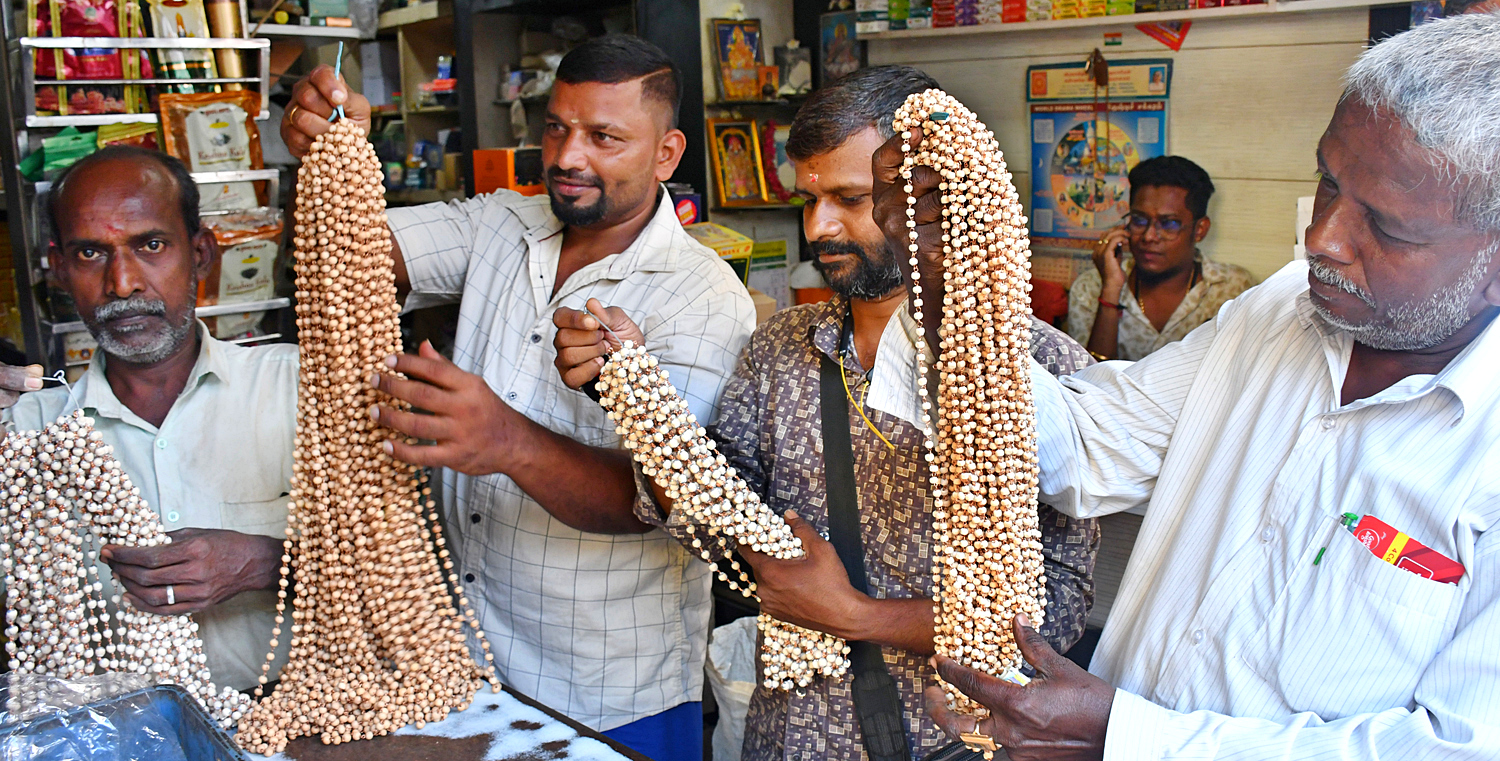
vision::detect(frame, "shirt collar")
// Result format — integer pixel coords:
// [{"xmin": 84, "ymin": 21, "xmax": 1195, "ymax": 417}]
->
[
  {"xmin": 1295, "ymin": 274, "xmax": 1500, "ymax": 417},
  {"xmin": 81, "ymin": 320, "xmax": 226, "ymax": 426},
  {"xmin": 808, "ymin": 294, "xmax": 865, "ymax": 373},
  {"xmin": 523, "ymin": 185, "xmax": 685, "ymax": 277}
]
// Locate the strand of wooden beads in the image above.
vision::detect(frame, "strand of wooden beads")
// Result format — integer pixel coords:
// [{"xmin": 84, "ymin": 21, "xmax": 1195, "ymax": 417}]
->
[
  {"xmin": 596, "ymin": 342, "xmax": 851, "ymax": 690},
  {"xmin": 891, "ymin": 90, "xmax": 1046, "ymax": 717},
  {"xmin": 234, "ymin": 118, "xmax": 500, "ymax": 755},
  {"xmin": 0, "ymin": 412, "xmax": 254, "ymax": 726}
]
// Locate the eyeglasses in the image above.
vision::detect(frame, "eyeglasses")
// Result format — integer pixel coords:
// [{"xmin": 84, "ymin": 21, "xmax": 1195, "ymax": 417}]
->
[{"xmin": 1126, "ymin": 212, "xmax": 1190, "ymax": 238}]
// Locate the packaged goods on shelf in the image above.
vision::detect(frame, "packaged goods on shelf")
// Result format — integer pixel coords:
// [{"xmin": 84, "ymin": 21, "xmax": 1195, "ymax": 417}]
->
[{"xmin": 160, "ymin": 91, "xmax": 265, "ymax": 211}]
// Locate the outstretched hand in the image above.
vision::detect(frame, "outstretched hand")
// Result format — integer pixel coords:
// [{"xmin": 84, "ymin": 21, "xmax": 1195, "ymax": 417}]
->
[
  {"xmin": 552, "ymin": 299, "xmax": 646, "ymax": 390},
  {"xmin": 739, "ymin": 511, "xmax": 870, "ymax": 640},
  {"xmin": 282, "ymin": 64, "xmax": 373, "ymax": 158},
  {"xmin": 369, "ymin": 340, "xmax": 531, "ymax": 475},
  {"xmin": 925, "ymin": 613, "xmax": 1115, "ymax": 761},
  {"xmin": 102, "ymin": 528, "xmax": 282, "ymax": 615}
]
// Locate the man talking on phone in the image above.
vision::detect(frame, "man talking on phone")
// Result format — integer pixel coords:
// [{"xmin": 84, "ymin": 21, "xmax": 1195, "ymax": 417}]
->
[{"xmin": 1066, "ymin": 156, "xmax": 1254, "ymax": 361}]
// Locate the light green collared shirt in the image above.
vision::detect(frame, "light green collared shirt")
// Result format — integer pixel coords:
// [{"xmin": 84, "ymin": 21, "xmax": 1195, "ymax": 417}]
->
[{"xmin": 5, "ymin": 323, "xmax": 297, "ymax": 690}]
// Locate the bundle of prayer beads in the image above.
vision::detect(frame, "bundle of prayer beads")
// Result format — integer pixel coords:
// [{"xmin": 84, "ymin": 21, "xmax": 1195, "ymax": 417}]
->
[
  {"xmin": 234, "ymin": 119, "xmax": 500, "ymax": 753},
  {"xmin": 596, "ymin": 343, "xmax": 851, "ymax": 689},
  {"xmin": 0, "ymin": 411, "xmax": 253, "ymax": 726},
  {"xmin": 893, "ymin": 90, "xmax": 1047, "ymax": 715}
]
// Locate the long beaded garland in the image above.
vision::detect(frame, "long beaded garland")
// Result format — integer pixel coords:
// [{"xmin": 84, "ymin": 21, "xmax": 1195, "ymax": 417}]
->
[
  {"xmin": 0, "ymin": 411, "xmax": 254, "ymax": 726},
  {"xmin": 234, "ymin": 119, "xmax": 500, "ymax": 754},
  {"xmin": 893, "ymin": 91, "xmax": 1046, "ymax": 715},
  {"xmin": 596, "ymin": 344, "xmax": 851, "ymax": 690}
]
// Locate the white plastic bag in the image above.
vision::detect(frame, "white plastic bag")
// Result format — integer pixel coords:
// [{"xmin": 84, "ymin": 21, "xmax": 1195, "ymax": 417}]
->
[{"xmin": 706, "ymin": 617, "xmax": 757, "ymax": 761}]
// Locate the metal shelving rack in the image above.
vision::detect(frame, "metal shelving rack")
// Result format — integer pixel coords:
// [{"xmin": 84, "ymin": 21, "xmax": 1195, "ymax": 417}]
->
[{"xmin": 0, "ymin": 4, "xmax": 275, "ymax": 371}]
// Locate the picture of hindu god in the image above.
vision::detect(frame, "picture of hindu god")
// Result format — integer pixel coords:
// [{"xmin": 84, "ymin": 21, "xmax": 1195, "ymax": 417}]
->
[{"xmin": 717, "ymin": 128, "xmax": 763, "ymax": 202}]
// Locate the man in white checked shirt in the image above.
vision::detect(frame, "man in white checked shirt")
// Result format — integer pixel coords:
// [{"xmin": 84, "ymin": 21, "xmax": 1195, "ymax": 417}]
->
[
  {"xmin": 283, "ymin": 36, "xmax": 754, "ymax": 761},
  {"xmin": 870, "ymin": 14, "xmax": 1500, "ymax": 761}
]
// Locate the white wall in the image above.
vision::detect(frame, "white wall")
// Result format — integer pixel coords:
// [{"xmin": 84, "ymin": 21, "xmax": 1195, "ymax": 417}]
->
[{"xmin": 868, "ymin": 9, "xmax": 1369, "ymax": 280}]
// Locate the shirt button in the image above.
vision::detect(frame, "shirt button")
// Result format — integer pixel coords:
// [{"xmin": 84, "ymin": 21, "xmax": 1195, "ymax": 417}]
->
[
  {"xmin": 465, "ymin": 573, "xmax": 476, "ymax": 583},
  {"xmin": 1260, "ymin": 526, "xmax": 1274, "ymax": 543},
  {"xmin": 165, "ymin": 511, "xmax": 180, "ymax": 523},
  {"xmin": 507, "ymin": 391, "xmax": 517, "ymax": 401},
  {"xmin": 471, "ymin": 513, "xmax": 482, "ymax": 524},
  {"xmin": 530, "ymin": 333, "xmax": 542, "ymax": 344},
  {"xmin": 1321, "ymin": 417, "xmax": 1336, "ymax": 430},
  {"xmin": 1192, "ymin": 629, "xmax": 1205, "ymax": 645},
  {"xmin": 155, "ymin": 439, "xmax": 167, "ymax": 450}
]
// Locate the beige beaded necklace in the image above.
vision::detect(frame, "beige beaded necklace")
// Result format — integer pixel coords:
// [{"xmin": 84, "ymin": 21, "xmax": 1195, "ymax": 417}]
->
[
  {"xmin": 894, "ymin": 90, "xmax": 1046, "ymax": 718},
  {"xmin": 234, "ymin": 119, "xmax": 500, "ymax": 754},
  {"xmin": 0, "ymin": 411, "xmax": 254, "ymax": 726}
]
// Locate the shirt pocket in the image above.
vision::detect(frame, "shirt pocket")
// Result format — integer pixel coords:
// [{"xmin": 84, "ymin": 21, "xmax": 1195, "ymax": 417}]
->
[
  {"xmin": 219, "ymin": 492, "xmax": 290, "ymax": 538},
  {"xmin": 1242, "ymin": 517, "xmax": 1460, "ymax": 718}
]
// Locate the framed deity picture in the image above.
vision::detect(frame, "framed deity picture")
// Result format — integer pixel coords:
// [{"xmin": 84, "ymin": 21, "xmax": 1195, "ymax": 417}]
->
[
  {"xmin": 708, "ymin": 118, "xmax": 769, "ymax": 206},
  {"xmin": 819, "ymin": 11, "xmax": 864, "ymax": 88},
  {"xmin": 760, "ymin": 120, "xmax": 795, "ymax": 203},
  {"xmin": 710, "ymin": 18, "xmax": 764, "ymax": 102}
]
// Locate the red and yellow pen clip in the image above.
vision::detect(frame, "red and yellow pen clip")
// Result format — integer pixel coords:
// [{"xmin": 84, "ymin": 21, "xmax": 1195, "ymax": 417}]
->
[{"xmin": 1319, "ymin": 513, "xmax": 1465, "ymax": 584}]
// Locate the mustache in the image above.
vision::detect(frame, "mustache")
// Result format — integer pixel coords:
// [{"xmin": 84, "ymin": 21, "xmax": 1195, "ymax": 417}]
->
[
  {"xmin": 93, "ymin": 297, "xmax": 167, "ymax": 323},
  {"xmin": 809, "ymin": 239, "xmax": 871, "ymax": 261},
  {"xmin": 1307, "ymin": 257, "xmax": 1375, "ymax": 308},
  {"xmin": 546, "ymin": 168, "xmax": 603, "ymax": 189}
]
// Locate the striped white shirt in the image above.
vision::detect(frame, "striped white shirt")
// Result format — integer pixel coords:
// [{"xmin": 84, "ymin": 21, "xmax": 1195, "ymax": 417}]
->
[
  {"xmin": 1032, "ymin": 261, "xmax": 1499, "ymax": 760},
  {"xmin": 387, "ymin": 189, "xmax": 756, "ymax": 730}
]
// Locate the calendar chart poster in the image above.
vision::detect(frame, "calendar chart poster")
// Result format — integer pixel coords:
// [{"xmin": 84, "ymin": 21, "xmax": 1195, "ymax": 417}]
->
[{"xmin": 1026, "ymin": 59, "xmax": 1171, "ymax": 241}]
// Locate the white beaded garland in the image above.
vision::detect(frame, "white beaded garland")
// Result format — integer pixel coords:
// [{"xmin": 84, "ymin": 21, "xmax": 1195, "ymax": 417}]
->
[
  {"xmin": 595, "ymin": 343, "xmax": 851, "ymax": 690},
  {"xmin": 233, "ymin": 119, "xmax": 501, "ymax": 754},
  {"xmin": 0, "ymin": 411, "xmax": 253, "ymax": 727},
  {"xmin": 892, "ymin": 90, "xmax": 1046, "ymax": 717}
]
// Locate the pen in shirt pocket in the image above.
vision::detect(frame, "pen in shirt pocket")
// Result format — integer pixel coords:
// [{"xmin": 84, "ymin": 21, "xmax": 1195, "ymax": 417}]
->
[{"xmin": 1312, "ymin": 512, "xmax": 1465, "ymax": 584}]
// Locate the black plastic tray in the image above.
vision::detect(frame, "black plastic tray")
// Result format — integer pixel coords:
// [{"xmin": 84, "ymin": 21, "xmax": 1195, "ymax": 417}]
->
[{"xmin": 0, "ymin": 682, "xmax": 246, "ymax": 761}]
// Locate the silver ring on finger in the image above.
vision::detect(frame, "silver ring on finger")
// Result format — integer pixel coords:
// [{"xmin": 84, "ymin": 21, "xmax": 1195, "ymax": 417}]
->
[{"xmin": 165, "ymin": 585, "xmax": 175, "ymax": 606}]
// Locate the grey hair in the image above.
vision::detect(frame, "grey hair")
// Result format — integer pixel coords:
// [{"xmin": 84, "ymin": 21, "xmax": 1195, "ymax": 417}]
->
[{"xmin": 1343, "ymin": 13, "xmax": 1500, "ymax": 230}]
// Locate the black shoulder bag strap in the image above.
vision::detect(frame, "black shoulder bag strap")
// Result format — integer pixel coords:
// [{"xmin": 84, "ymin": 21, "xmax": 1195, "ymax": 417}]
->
[{"xmin": 819, "ymin": 354, "xmax": 913, "ymax": 761}]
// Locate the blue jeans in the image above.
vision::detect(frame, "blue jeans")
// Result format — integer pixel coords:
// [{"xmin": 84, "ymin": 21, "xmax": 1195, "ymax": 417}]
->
[{"xmin": 601, "ymin": 701, "xmax": 703, "ymax": 761}]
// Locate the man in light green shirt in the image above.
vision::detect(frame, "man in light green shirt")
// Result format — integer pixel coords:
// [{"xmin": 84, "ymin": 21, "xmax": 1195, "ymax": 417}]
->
[{"xmin": 2, "ymin": 147, "xmax": 294, "ymax": 690}]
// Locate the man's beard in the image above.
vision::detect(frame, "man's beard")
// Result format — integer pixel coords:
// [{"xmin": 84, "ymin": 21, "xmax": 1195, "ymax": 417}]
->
[
  {"xmin": 546, "ymin": 168, "xmax": 608, "ymax": 227},
  {"xmin": 810, "ymin": 239, "xmax": 904, "ymax": 300},
  {"xmin": 85, "ymin": 295, "xmax": 194, "ymax": 365},
  {"xmin": 1308, "ymin": 240, "xmax": 1496, "ymax": 351}
]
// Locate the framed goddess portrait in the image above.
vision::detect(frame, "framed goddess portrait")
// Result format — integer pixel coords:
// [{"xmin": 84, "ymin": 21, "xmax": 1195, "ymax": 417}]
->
[
  {"xmin": 709, "ymin": 118, "xmax": 769, "ymax": 206},
  {"xmin": 711, "ymin": 18, "xmax": 764, "ymax": 102}
]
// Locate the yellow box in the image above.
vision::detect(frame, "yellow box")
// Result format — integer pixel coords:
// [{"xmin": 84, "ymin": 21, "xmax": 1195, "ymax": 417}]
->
[{"xmin": 684, "ymin": 222, "xmax": 754, "ymax": 260}]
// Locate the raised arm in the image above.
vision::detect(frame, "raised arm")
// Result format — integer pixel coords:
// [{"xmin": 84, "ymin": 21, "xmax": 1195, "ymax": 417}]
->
[{"xmin": 281, "ymin": 65, "xmax": 409, "ymax": 297}]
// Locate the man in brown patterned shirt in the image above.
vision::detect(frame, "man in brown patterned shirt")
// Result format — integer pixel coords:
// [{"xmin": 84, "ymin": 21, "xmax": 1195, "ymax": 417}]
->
[{"xmin": 554, "ymin": 66, "xmax": 1099, "ymax": 761}]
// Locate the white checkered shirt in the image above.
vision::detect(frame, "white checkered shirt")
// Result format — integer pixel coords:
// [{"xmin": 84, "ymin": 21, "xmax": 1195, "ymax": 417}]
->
[{"xmin": 387, "ymin": 188, "xmax": 756, "ymax": 731}]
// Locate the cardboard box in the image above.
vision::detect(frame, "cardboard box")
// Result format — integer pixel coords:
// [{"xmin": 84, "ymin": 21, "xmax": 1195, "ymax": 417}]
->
[
  {"xmin": 747, "ymin": 288, "xmax": 778, "ymax": 325},
  {"xmin": 472, "ymin": 147, "xmax": 544, "ymax": 196}
]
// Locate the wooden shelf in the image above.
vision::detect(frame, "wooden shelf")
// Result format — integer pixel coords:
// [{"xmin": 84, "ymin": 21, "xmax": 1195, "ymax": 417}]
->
[
  {"xmin": 252, "ymin": 23, "xmax": 363, "ymax": 42},
  {"xmin": 406, "ymin": 105, "xmax": 459, "ymax": 115},
  {"xmin": 379, "ymin": 1, "xmax": 453, "ymax": 30},
  {"xmin": 860, "ymin": 0, "xmax": 1380, "ymax": 39}
]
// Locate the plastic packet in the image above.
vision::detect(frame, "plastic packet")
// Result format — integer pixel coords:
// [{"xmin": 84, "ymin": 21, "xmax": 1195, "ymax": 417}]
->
[
  {"xmin": 0, "ymin": 675, "xmax": 193, "ymax": 761},
  {"xmin": 159, "ymin": 91, "xmax": 265, "ymax": 211}
]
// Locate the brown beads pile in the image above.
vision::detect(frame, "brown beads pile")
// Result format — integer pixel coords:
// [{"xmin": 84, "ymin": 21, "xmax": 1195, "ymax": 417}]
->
[
  {"xmin": 597, "ymin": 343, "xmax": 851, "ymax": 690},
  {"xmin": 893, "ymin": 91, "xmax": 1046, "ymax": 715},
  {"xmin": 234, "ymin": 119, "xmax": 499, "ymax": 754},
  {"xmin": 0, "ymin": 411, "xmax": 253, "ymax": 726}
]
